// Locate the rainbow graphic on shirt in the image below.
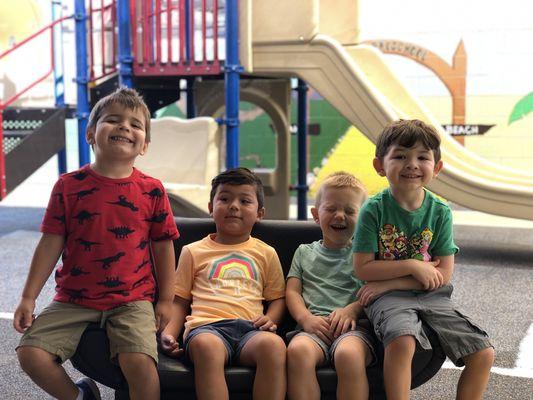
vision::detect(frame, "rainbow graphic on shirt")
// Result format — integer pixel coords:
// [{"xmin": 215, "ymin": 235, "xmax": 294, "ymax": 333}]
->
[{"xmin": 209, "ymin": 253, "xmax": 258, "ymax": 281}]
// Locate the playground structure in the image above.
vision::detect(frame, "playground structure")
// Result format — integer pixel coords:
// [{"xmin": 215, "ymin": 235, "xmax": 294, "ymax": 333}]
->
[{"xmin": 1, "ymin": 0, "xmax": 533, "ymax": 221}]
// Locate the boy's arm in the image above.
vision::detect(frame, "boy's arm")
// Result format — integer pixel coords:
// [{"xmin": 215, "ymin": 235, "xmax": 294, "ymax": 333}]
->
[
  {"xmin": 13, "ymin": 233, "xmax": 64, "ymax": 333},
  {"xmin": 357, "ymin": 276, "xmax": 425, "ymax": 306},
  {"xmin": 434, "ymin": 254, "xmax": 454, "ymax": 284},
  {"xmin": 354, "ymin": 252, "xmax": 443, "ymax": 289},
  {"xmin": 159, "ymin": 296, "xmax": 190, "ymax": 358},
  {"xmin": 286, "ymin": 277, "xmax": 333, "ymax": 344},
  {"xmin": 151, "ymin": 239, "xmax": 176, "ymax": 332},
  {"xmin": 354, "ymin": 252, "xmax": 418, "ymax": 280},
  {"xmin": 264, "ymin": 297, "xmax": 285, "ymax": 327}
]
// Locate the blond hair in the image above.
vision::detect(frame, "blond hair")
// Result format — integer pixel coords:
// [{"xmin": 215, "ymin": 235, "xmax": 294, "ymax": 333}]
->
[{"xmin": 315, "ymin": 171, "xmax": 367, "ymax": 206}]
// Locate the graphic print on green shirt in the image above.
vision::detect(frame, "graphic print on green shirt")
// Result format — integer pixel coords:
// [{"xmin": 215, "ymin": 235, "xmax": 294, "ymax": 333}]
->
[
  {"xmin": 378, "ymin": 224, "xmax": 434, "ymax": 261},
  {"xmin": 353, "ymin": 188, "xmax": 458, "ymax": 260}
]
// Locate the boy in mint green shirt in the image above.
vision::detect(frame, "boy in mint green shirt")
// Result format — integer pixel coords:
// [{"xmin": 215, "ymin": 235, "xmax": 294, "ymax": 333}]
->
[
  {"xmin": 354, "ymin": 119, "xmax": 494, "ymax": 400},
  {"xmin": 286, "ymin": 172, "xmax": 377, "ymax": 400}
]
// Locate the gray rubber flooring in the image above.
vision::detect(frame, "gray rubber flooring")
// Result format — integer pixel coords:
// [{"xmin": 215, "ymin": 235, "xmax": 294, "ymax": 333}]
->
[{"xmin": 0, "ymin": 206, "xmax": 531, "ymax": 399}]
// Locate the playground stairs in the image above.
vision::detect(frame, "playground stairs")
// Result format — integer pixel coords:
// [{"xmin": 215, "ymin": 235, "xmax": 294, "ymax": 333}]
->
[{"xmin": 1, "ymin": 107, "xmax": 66, "ymax": 197}]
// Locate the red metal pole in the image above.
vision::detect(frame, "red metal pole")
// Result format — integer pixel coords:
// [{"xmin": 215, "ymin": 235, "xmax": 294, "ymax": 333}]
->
[
  {"xmin": 189, "ymin": 0, "xmax": 194, "ymax": 62},
  {"xmin": 101, "ymin": 0, "xmax": 106, "ymax": 73},
  {"xmin": 179, "ymin": 0, "xmax": 186, "ymax": 62},
  {"xmin": 143, "ymin": 0, "xmax": 150, "ymax": 64},
  {"xmin": 202, "ymin": 0, "xmax": 206, "ymax": 62},
  {"xmin": 213, "ymin": 0, "xmax": 218, "ymax": 61},
  {"xmin": 131, "ymin": 0, "xmax": 137, "ymax": 64},
  {"xmin": 155, "ymin": 0, "xmax": 161, "ymax": 64},
  {"xmin": 167, "ymin": 0, "xmax": 172, "ymax": 63},
  {"xmin": 111, "ymin": 1, "xmax": 116, "ymax": 71},
  {"xmin": 89, "ymin": 1, "xmax": 95, "ymax": 79}
]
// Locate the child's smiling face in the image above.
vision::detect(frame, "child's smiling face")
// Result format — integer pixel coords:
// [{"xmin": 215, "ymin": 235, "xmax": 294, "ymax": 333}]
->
[
  {"xmin": 311, "ymin": 186, "xmax": 365, "ymax": 249},
  {"xmin": 374, "ymin": 141, "xmax": 443, "ymax": 194},
  {"xmin": 86, "ymin": 103, "xmax": 148, "ymax": 163}
]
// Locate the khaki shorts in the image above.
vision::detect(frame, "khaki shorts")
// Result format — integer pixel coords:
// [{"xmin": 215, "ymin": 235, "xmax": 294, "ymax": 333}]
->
[
  {"xmin": 17, "ymin": 300, "xmax": 157, "ymax": 363},
  {"xmin": 365, "ymin": 284, "xmax": 492, "ymax": 367}
]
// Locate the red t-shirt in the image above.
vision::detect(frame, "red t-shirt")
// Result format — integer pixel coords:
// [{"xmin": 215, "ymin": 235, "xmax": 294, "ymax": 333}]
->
[{"xmin": 41, "ymin": 165, "xmax": 179, "ymax": 310}]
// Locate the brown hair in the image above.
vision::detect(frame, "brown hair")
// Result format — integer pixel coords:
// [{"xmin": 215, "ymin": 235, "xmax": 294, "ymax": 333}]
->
[
  {"xmin": 87, "ymin": 87, "xmax": 151, "ymax": 142},
  {"xmin": 315, "ymin": 171, "xmax": 367, "ymax": 206},
  {"xmin": 375, "ymin": 119, "xmax": 441, "ymax": 162},
  {"xmin": 210, "ymin": 167, "xmax": 265, "ymax": 209}
]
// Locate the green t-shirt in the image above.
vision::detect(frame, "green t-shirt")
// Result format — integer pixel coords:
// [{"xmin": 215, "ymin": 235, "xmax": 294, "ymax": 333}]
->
[
  {"xmin": 353, "ymin": 188, "xmax": 458, "ymax": 261},
  {"xmin": 287, "ymin": 240, "xmax": 364, "ymax": 317}
]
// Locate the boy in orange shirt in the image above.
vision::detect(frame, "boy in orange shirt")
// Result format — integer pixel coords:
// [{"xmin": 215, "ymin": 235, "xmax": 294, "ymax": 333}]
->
[{"xmin": 160, "ymin": 167, "xmax": 286, "ymax": 400}]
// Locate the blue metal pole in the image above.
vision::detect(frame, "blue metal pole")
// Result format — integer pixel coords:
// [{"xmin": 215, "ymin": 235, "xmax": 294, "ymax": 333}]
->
[
  {"xmin": 186, "ymin": 77, "xmax": 196, "ymax": 118},
  {"xmin": 224, "ymin": 0, "xmax": 241, "ymax": 168},
  {"xmin": 117, "ymin": 0, "xmax": 133, "ymax": 87},
  {"xmin": 52, "ymin": 0, "xmax": 67, "ymax": 174},
  {"xmin": 297, "ymin": 79, "xmax": 309, "ymax": 220},
  {"xmin": 75, "ymin": 0, "xmax": 90, "ymax": 167},
  {"xmin": 185, "ymin": 0, "xmax": 191, "ymax": 61}
]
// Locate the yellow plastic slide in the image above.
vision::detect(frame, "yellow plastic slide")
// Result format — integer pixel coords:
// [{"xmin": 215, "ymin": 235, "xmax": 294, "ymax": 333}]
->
[{"xmin": 248, "ymin": 5, "xmax": 533, "ymax": 220}]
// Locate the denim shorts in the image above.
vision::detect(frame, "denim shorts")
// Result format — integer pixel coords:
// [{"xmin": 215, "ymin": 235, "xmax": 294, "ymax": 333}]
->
[
  {"xmin": 365, "ymin": 284, "xmax": 492, "ymax": 366},
  {"xmin": 183, "ymin": 319, "xmax": 261, "ymax": 365}
]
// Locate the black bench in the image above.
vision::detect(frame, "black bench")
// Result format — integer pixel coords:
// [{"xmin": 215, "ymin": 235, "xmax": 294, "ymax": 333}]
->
[{"xmin": 71, "ymin": 218, "xmax": 445, "ymax": 399}]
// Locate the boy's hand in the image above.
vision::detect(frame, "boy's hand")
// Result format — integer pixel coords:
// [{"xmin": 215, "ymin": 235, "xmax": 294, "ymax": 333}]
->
[
  {"xmin": 328, "ymin": 307, "xmax": 356, "ymax": 338},
  {"xmin": 252, "ymin": 315, "xmax": 277, "ymax": 332},
  {"xmin": 301, "ymin": 314, "xmax": 334, "ymax": 345},
  {"xmin": 13, "ymin": 298, "xmax": 35, "ymax": 333},
  {"xmin": 357, "ymin": 281, "xmax": 392, "ymax": 307},
  {"xmin": 411, "ymin": 259, "xmax": 443, "ymax": 290},
  {"xmin": 159, "ymin": 333, "xmax": 183, "ymax": 358},
  {"xmin": 155, "ymin": 300, "xmax": 173, "ymax": 332}
]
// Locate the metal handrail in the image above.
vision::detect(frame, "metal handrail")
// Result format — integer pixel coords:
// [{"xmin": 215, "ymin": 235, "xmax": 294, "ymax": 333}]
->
[
  {"xmin": 0, "ymin": 15, "xmax": 72, "ymax": 110},
  {"xmin": 0, "ymin": 14, "xmax": 73, "ymax": 200}
]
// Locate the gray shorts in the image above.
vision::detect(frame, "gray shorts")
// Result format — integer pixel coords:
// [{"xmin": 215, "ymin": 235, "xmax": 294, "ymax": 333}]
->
[
  {"xmin": 287, "ymin": 320, "xmax": 377, "ymax": 367},
  {"xmin": 365, "ymin": 284, "xmax": 492, "ymax": 366}
]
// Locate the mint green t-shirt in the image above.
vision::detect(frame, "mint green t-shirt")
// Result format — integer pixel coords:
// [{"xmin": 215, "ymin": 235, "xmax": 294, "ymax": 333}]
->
[
  {"xmin": 353, "ymin": 188, "xmax": 458, "ymax": 261},
  {"xmin": 288, "ymin": 240, "xmax": 364, "ymax": 317}
]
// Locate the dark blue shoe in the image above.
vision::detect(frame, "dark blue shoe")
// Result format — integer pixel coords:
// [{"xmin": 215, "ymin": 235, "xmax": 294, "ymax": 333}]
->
[{"xmin": 75, "ymin": 377, "xmax": 101, "ymax": 400}]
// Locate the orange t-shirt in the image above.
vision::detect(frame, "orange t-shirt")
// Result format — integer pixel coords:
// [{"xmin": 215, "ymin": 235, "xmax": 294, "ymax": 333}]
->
[{"xmin": 174, "ymin": 234, "xmax": 285, "ymax": 337}]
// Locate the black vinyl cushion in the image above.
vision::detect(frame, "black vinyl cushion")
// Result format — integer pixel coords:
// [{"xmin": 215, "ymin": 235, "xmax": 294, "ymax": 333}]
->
[{"xmin": 71, "ymin": 218, "xmax": 445, "ymax": 399}]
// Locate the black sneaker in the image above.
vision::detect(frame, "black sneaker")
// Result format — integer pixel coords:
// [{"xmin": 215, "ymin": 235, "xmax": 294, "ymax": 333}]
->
[{"xmin": 75, "ymin": 377, "xmax": 101, "ymax": 400}]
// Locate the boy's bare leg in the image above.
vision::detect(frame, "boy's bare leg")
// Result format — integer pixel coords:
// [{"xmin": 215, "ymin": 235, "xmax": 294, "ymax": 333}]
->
[
  {"xmin": 383, "ymin": 335, "xmax": 416, "ymax": 400},
  {"xmin": 188, "ymin": 333, "xmax": 229, "ymax": 400},
  {"xmin": 287, "ymin": 336, "xmax": 325, "ymax": 400},
  {"xmin": 17, "ymin": 346, "xmax": 79, "ymax": 400},
  {"xmin": 238, "ymin": 331, "xmax": 286, "ymax": 400},
  {"xmin": 118, "ymin": 352, "xmax": 160, "ymax": 400},
  {"xmin": 456, "ymin": 347, "xmax": 495, "ymax": 400},
  {"xmin": 334, "ymin": 336, "xmax": 372, "ymax": 400}
]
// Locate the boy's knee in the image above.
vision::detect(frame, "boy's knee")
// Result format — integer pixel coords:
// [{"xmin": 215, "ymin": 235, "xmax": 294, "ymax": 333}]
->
[
  {"xmin": 118, "ymin": 352, "xmax": 156, "ymax": 379},
  {"xmin": 17, "ymin": 346, "xmax": 56, "ymax": 373},
  {"xmin": 189, "ymin": 334, "xmax": 227, "ymax": 363},
  {"xmin": 465, "ymin": 347, "xmax": 495, "ymax": 368},
  {"xmin": 334, "ymin": 340, "xmax": 366, "ymax": 370},
  {"xmin": 287, "ymin": 338, "xmax": 319, "ymax": 369},
  {"xmin": 386, "ymin": 335, "xmax": 416, "ymax": 355},
  {"xmin": 253, "ymin": 333, "xmax": 286, "ymax": 360}
]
